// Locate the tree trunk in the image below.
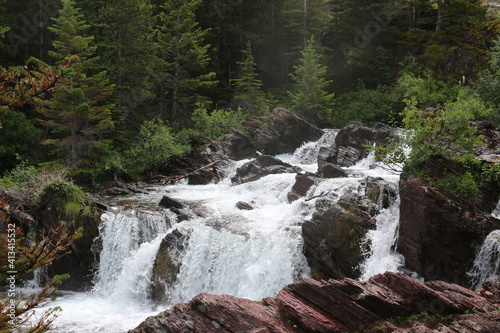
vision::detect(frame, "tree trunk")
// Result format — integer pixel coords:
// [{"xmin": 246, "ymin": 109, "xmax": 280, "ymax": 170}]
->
[{"xmin": 436, "ymin": 0, "xmax": 443, "ymax": 32}]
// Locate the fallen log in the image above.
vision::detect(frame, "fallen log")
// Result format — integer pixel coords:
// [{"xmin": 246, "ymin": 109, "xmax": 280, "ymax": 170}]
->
[{"xmin": 151, "ymin": 161, "xmax": 220, "ymax": 184}]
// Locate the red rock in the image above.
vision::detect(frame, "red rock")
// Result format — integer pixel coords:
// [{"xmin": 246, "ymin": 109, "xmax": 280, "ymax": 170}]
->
[{"xmin": 129, "ymin": 272, "xmax": 500, "ymax": 333}]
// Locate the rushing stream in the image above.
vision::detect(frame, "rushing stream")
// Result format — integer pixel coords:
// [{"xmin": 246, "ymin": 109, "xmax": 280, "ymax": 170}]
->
[{"xmin": 38, "ymin": 130, "xmax": 404, "ymax": 332}]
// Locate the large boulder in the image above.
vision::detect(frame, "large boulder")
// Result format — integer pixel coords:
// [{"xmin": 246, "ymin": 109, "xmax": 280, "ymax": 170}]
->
[
  {"xmin": 151, "ymin": 229, "xmax": 188, "ymax": 303},
  {"xmin": 319, "ymin": 122, "xmax": 396, "ymax": 168},
  {"xmin": 287, "ymin": 172, "xmax": 320, "ymax": 203},
  {"xmin": 129, "ymin": 272, "xmax": 500, "ymax": 333},
  {"xmin": 231, "ymin": 155, "xmax": 301, "ymax": 185},
  {"xmin": 398, "ymin": 174, "xmax": 500, "ymax": 287},
  {"xmin": 243, "ymin": 107, "xmax": 324, "ymax": 155},
  {"xmin": 302, "ymin": 202, "xmax": 375, "ymax": 280},
  {"xmin": 302, "ymin": 177, "xmax": 398, "ymax": 280}
]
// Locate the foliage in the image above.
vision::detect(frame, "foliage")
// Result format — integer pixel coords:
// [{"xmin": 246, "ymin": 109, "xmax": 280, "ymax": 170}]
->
[
  {"xmin": 475, "ymin": 37, "xmax": 500, "ymax": 117},
  {"xmin": 332, "ymin": 83, "xmax": 400, "ymax": 126},
  {"xmin": 154, "ymin": 0, "xmax": 217, "ymax": 123},
  {"xmin": 394, "ymin": 72, "xmax": 461, "ymax": 109},
  {"xmin": 38, "ymin": 0, "xmax": 114, "ymax": 168},
  {"xmin": 125, "ymin": 119, "xmax": 190, "ymax": 175},
  {"xmin": 34, "ymin": 176, "xmax": 95, "ymax": 220},
  {"xmin": 1, "ymin": 161, "xmax": 40, "ymax": 189},
  {"xmin": 0, "ymin": 0, "xmax": 498, "ymax": 185},
  {"xmin": 0, "ymin": 110, "xmax": 42, "ymax": 173},
  {"xmin": 376, "ymin": 86, "xmax": 491, "ymax": 202},
  {"xmin": 192, "ymin": 105, "xmax": 245, "ymax": 141},
  {"xmin": 288, "ymin": 36, "xmax": 335, "ymax": 124},
  {"xmin": 233, "ymin": 41, "xmax": 270, "ymax": 117},
  {"xmin": 0, "ymin": 199, "xmax": 81, "ymax": 333},
  {"xmin": 98, "ymin": 0, "xmax": 157, "ymax": 123},
  {"xmin": 401, "ymin": 88, "xmax": 489, "ymax": 170},
  {"xmin": 0, "ymin": 61, "xmax": 60, "ymax": 116}
]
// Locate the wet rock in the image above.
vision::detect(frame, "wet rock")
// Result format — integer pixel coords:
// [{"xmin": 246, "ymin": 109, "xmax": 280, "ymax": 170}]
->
[
  {"xmin": 236, "ymin": 201, "xmax": 253, "ymax": 210},
  {"xmin": 130, "ymin": 272, "xmax": 500, "ymax": 333},
  {"xmin": 159, "ymin": 196, "xmax": 184, "ymax": 210},
  {"xmin": 225, "ymin": 130, "xmax": 259, "ymax": 160},
  {"xmin": 319, "ymin": 162, "xmax": 348, "ymax": 178},
  {"xmin": 398, "ymin": 174, "xmax": 500, "ymax": 287},
  {"xmin": 302, "ymin": 201, "xmax": 375, "ymax": 280},
  {"xmin": 243, "ymin": 107, "xmax": 324, "ymax": 155},
  {"xmin": 302, "ymin": 177, "xmax": 398, "ymax": 281},
  {"xmin": 359, "ymin": 176, "xmax": 398, "ymax": 211},
  {"xmin": 103, "ymin": 187, "xmax": 133, "ymax": 196},
  {"xmin": 151, "ymin": 229, "xmax": 188, "ymax": 303},
  {"xmin": 40, "ymin": 202, "xmax": 99, "ymax": 291},
  {"xmin": 187, "ymin": 168, "xmax": 219, "ymax": 185},
  {"xmin": 319, "ymin": 122, "xmax": 396, "ymax": 168},
  {"xmin": 474, "ymin": 120, "xmax": 500, "ymax": 163},
  {"xmin": 287, "ymin": 172, "xmax": 320, "ymax": 203},
  {"xmin": 231, "ymin": 155, "xmax": 301, "ymax": 185}
]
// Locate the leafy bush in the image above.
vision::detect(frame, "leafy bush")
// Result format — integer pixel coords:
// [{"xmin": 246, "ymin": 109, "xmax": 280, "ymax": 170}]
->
[
  {"xmin": 394, "ymin": 72, "xmax": 461, "ymax": 109},
  {"xmin": 125, "ymin": 119, "xmax": 190, "ymax": 175},
  {"xmin": 35, "ymin": 177, "xmax": 86, "ymax": 206},
  {"xmin": 0, "ymin": 110, "xmax": 43, "ymax": 173},
  {"xmin": 2, "ymin": 161, "xmax": 40, "ymax": 187},
  {"xmin": 376, "ymin": 87, "xmax": 491, "ymax": 203},
  {"xmin": 192, "ymin": 105, "xmax": 245, "ymax": 140},
  {"xmin": 402, "ymin": 87, "xmax": 489, "ymax": 170},
  {"xmin": 332, "ymin": 85, "xmax": 400, "ymax": 126}
]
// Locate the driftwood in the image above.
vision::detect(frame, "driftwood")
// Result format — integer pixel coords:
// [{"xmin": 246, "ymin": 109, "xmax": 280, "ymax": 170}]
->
[
  {"xmin": 305, "ymin": 190, "xmax": 332, "ymax": 202},
  {"xmin": 152, "ymin": 161, "xmax": 219, "ymax": 184}
]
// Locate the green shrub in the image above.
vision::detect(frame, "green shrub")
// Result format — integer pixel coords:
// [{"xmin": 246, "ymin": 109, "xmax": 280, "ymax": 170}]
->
[
  {"xmin": 192, "ymin": 105, "xmax": 245, "ymax": 141},
  {"xmin": 125, "ymin": 119, "xmax": 190, "ymax": 175},
  {"xmin": 35, "ymin": 178, "xmax": 86, "ymax": 206},
  {"xmin": 333, "ymin": 84, "xmax": 400, "ymax": 126},
  {"xmin": 0, "ymin": 161, "xmax": 40, "ymax": 189}
]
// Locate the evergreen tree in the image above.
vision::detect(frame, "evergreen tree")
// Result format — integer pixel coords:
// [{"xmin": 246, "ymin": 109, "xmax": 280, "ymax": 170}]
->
[
  {"xmin": 155, "ymin": 0, "xmax": 216, "ymax": 123},
  {"xmin": 99, "ymin": 0, "xmax": 157, "ymax": 124},
  {"xmin": 233, "ymin": 41, "xmax": 268, "ymax": 116},
  {"xmin": 283, "ymin": 0, "xmax": 328, "ymax": 61},
  {"xmin": 476, "ymin": 38, "xmax": 500, "ymax": 115},
  {"xmin": 39, "ymin": 0, "xmax": 114, "ymax": 168},
  {"xmin": 288, "ymin": 36, "xmax": 334, "ymax": 124}
]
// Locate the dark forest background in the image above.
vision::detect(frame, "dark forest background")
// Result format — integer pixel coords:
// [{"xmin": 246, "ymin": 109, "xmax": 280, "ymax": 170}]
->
[{"xmin": 1, "ymin": 0, "xmax": 499, "ymax": 187}]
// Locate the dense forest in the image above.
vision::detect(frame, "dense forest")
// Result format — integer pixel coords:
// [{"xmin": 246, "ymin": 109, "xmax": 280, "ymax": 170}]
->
[{"xmin": 0, "ymin": 0, "xmax": 499, "ymax": 187}]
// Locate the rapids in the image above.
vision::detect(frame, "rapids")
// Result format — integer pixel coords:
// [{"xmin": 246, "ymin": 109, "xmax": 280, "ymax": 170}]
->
[{"xmin": 38, "ymin": 130, "xmax": 404, "ymax": 332}]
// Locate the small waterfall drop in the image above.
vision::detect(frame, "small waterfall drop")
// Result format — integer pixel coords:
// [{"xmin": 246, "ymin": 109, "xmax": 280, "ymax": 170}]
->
[
  {"xmin": 468, "ymin": 202, "xmax": 500, "ymax": 289},
  {"xmin": 93, "ymin": 209, "xmax": 173, "ymax": 303},
  {"xmin": 359, "ymin": 188, "xmax": 405, "ymax": 281},
  {"xmin": 468, "ymin": 230, "xmax": 500, "ymax": 289}
]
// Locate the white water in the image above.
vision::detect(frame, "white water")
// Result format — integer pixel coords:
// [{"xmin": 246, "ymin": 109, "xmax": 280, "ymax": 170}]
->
[
  {"xmin": 467, "ymin": 202, "xmax": 500, "ymax": 289},
  {"xmin": 39, "ymin": 129, "xmax": 405, "ymax": 332},
  {"xmin": 468, "ymin": 230, "xmax": 500, "ymax": 290},
  {"xmin": 359, "ymin": 190, "xmax": 405, "ymax": 280}
]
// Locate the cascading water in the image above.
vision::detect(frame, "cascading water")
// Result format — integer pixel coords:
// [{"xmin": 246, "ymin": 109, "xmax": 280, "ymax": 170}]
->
[
  {"xmin": 39, "ymin": 129, "xmax": 406, "ymax": 332},
  {"xmin": 358, "ymin": 186, "xmax": 405, "ymax": 281},
  {"xmin": 467, "ymin": 203, "xmax": 500, "ymax": 289}
]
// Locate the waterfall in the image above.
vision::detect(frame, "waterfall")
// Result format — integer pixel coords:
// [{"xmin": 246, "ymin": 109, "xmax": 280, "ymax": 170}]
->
[
  {"xmin": 40, "ymin": 129, "xmax": 407, "ymax": 332},
  {"xmin": 468, "ymin": 230, "xmax": 500, "ymax": 290},
  {"xmin": 359, "ymin": 188, "xmax": 405, "ymax": 281},
  {"xmin": 92, "ymin": 209, "xmax": 173, "ymax": 303},
  {"xmin": 467, "ymin": 200, "xmax": 500, "ymax": 290}
]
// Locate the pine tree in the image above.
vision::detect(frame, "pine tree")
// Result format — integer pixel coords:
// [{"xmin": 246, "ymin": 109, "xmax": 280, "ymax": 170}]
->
[
  {"xmin": 99, "ymin": 0, "xmax": 157, "ymax": 123},
  {"xmin": 233, "ymin": 41, "xmax": 268, "ymax": 116},
  {"xmin": 288, "ymin": 36, "xmax": 334, "ymax": 124},
  {"xmin": 155, "ymin": 0, "xmax": 216, "ymax": 123},
  {"xmin": 39, "ymin": 0, "xmax": 114, "ymax": 168}
]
